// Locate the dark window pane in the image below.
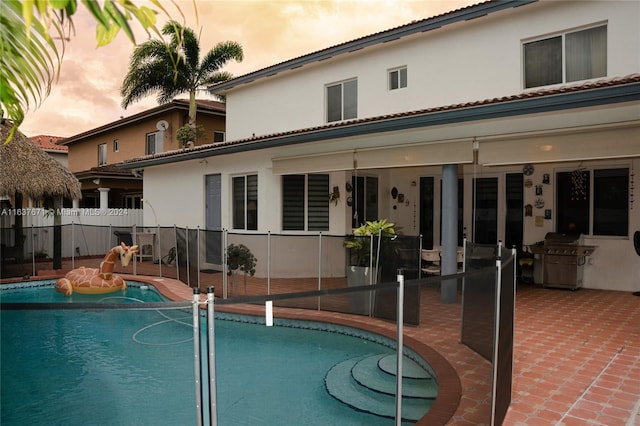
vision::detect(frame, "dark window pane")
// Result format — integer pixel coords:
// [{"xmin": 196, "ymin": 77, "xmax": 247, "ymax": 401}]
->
[
  {"xmin": 282, "ymin": 175, "xmax": 305, "ymax": 231},
  {"xmin": 566, "ymin": 25, "xmax": 607, "ymax": 82},
  {"xmin": 308, "ymin": 174, "xmax": 329, "ymax": 231},
  {"xmin": 389, "ymin": 70, "xmax": 399, "ymax": 90},
  {"xmin": 593, "ymin": 168, "xmax": 628, "ymax": 236},
  {"xmin": 327, "ymin": 84, "xmax": 342, "ymax": 122},
  {"xmin": 524, "ymin": 36, "xmax": 562, "ymax": 88},
  {"xmin": 232, "ymin": 176, "xmax": 245, "ymax": 229},
  {"xmin": 247, "ymin": 175, "xmax": 258, "ymax": 230},
  {"xmin": 556, "ymin": 171, "xmax": 589, "ymax": 235}
]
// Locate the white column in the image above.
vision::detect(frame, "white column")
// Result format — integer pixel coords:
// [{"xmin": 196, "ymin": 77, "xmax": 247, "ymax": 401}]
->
[
  {"xmin": 98, "ymin": 188, "xmax": 110, "ymax": 210},
  {"xmin": 72, "ymin": 199, "xmax": 80, "ymax": 209}
]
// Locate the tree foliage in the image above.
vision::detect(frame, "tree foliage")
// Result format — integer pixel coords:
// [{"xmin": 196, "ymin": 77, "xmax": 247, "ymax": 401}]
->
[{"xmin": 0, "ymin": 0, "xmax": 187, "ymax": 143}]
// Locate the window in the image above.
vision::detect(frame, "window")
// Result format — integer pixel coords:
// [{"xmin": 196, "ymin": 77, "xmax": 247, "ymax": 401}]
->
[
  {"xmin": 524, "ymin": 25, "xmax": 606, "ymax": 88},
  {"xmin": 389, "ymin": 67, "xmax": 407, "ymax": 90},
  {"xmin": 232, "ymin": 174, "xmax": 258, "ymax": 230},
  {"xmin": 146, "ymin": 132, "xmax": 163, "ymax": 155},
  {"xmin": 326, "ymin": 79, "xmax": 357, "ymax": 122},
  {"xmin": 213, "ymin": 131, "xmax": 225, "ymax": 143},
  {"xmin": 282, "ymin": 174, "xmax": 329, "ymax": 231},
  {"xmin": 113, "ymin": 139, "xmax": 119, "ymax": 152},
  {"xmin": 556, "ymin": 167, "xmax": 628, "ymax": 236},
  {"xmin": 123, "ymin": 195, "xmax": 141, "ymax": 209},
  {"xmin": 98, "ymin": 143, "xmax": 107, "ymax": 166}
]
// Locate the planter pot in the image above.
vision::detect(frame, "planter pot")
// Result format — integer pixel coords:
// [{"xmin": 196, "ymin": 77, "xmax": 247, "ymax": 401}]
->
[{"xmin": 346, "ymin": 266, "xmax": 377, "ymax": 315}]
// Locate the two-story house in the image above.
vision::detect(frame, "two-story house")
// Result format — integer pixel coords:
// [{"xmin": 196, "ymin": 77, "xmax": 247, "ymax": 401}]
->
[
  {"xmin": 59, "ymin": 99, "xmax": 226, "ymax": 209},
  {"xmin": 121, "ymin": 0, "xmax": 640, "ymax": 292}
]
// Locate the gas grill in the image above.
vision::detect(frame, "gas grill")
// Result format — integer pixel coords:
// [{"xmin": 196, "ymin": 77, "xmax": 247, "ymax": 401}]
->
[{"xmin": 529, "ymin": 233, "xmax": 596, "ymax": 290}]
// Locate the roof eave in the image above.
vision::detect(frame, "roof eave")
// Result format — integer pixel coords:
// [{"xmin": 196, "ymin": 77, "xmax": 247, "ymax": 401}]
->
[
  {"xmin": 210, "ymin": 0, "xmax": 538, "ymax": 94},
  {"xmin": 121, "ymin": 81, "xmax": 640, "ymax": 170}
]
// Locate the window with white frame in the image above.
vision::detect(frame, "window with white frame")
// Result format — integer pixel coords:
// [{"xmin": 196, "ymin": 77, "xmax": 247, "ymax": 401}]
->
[
  {"xmin": 232, "ymin": 174, "xmax": 258, "ymax": 230},
  {"xmin": 282, "ymin": 174, "xmax": 329, "ymax": 231},
  {"xmin": 98, "ymin": 143, "xmax": 107, "ymax": 166},
  {"xmin": 524, "ymin": 24, "xmax": 607, "ymax": 88},
  {"xmin": 146, "ymin": 132, "xmax": 163, "ymax": 155},
  {"xmin": 388, "ymin": 66, "xmax": 407, "ymax": 90},
  {"xmin": 123, "ymin": 195, "xmax": 142, "ymax": 209},
  {"xmin": 556, "ymin": 167, "xmax": 628, "ymax": 236},
  {"xmin": 326, "ymin": 78, "xmax": 357, "ymax": 122},
  {"xmin": 213, "ymin": 131, "xmax": 225, "ymax": 143}
]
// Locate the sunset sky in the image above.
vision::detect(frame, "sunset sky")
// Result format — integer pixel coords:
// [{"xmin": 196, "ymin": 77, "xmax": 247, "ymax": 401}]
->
[{"xmin": 20, "ymin": 0, "xmax": 477, "ymax": 138}]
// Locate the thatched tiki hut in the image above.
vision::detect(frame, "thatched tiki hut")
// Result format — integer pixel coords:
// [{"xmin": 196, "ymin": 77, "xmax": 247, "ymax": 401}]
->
[{"xmin": 1, "ymin": 121, "xmax": 81, "ymax": 272}]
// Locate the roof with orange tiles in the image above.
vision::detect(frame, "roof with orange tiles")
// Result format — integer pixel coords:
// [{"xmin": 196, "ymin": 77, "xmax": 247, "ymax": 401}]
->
[
  {"xmin": 210, "ymin": 0, "xmax": 536, "ymax": 94},
  {"xmin": 59, "ymin": 99, "xmax": 225, "ymax": 146},
  {"xmin": 121, "ymin": 73, "xmax": 640, "ymax": 169},
  {"xmin": 30, "ymin": 135, "xmax": 68, "ymax": 152}
]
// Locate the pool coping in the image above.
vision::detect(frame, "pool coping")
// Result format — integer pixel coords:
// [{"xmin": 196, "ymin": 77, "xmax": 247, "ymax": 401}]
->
[{"xmin": 2, "ymin": 274, "xmax": 461, "ymax": 426}]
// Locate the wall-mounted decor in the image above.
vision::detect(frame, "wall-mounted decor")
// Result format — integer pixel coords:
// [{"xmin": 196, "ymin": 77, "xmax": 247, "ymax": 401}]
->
[
  {"xmin": 523, "ymin": 164, "xmax": 534, "ymax": 176},
  {"xmin": 391, "ymin": 186, "xmax": 398, "ymax": 199},
  {"xmin": 345, "ymin": 181, "xmax": 352, "ymax": 192},
  {"xmin": 543, "ymin": 173, "xmax": 550, "ymax": 184},
  {"xmin": 535, "ymin": 184, "xmax": 543, "ymax": 196},
  {"xmin": 397, "ymin": 193, "xmax": 405, "ymax": 203},
  {"xmin": 524, "ymin": 179, "xmax": 533, "ymax": 188},
  {"xmin": 346, "ymin": 196, "xmax": 353, "ymax": 206},
  {"xmin": 525, "ymin": 204, "xmax": 533, "ymax": 216},
  {"xmin": 535, "ymin": 198, "xmax": 545, "ymax": 209},
  {"xmin": 545, "ymin": 209, "xmax": 552, "ymax": 220}
]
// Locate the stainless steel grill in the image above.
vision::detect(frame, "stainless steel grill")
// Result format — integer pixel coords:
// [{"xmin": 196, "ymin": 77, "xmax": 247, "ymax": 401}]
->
[{"xmin": 529, "ymin": 233, "xmax": 596, "ymax": 290}]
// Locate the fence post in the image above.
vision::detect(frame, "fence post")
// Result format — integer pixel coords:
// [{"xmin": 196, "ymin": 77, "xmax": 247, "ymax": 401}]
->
[
  {"xmin": 31, "ymin": 224, "xmax": 35, "ymax": 277},
  {"xmin": 174, "ymin": 225, "xmax": 180, "ymax": 282},
  {"xmin": 267, "ymin": 231, "xmax": 271, "ymax": 295},
  {"xmin": 71, "ymin": 222, "xmax": 75, "ymax": 270},
  {"xmin": 197, "ymin": 227, "xmax": 201, "ymax": 290},
  {"xmin": 317, "ymin": 232, "xmax": 322, "ymax": 311},
  {"xmin": 192, "ymin": 288, "xmax": 203, "ymax": 426},
  {"xmin": 222, "ymin": 230, "xmax": 227, "ymax": 299},
  {"xmin": 132, "ymin": 224, "xmax": 137, "ymax": 276},
  {"xmin": 395, "ymin": 270, "xmax": 404, "ymax": 426},
  {"xmin": 207, "ymin": 287, "xmax": 218, "ymax": 426},
  {"xmin": 186, "ymin": 226, "xmax": 191, "ymax": 287},
  {"xmin": 157, "ymin": 224, "xmax": 162, "ymax": 277}
]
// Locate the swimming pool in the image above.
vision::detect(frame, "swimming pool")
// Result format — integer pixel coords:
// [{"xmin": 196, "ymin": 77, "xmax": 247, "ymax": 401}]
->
[{"xmin": 1, "ymin": 281, "xmax": 435, "ymax": 425}]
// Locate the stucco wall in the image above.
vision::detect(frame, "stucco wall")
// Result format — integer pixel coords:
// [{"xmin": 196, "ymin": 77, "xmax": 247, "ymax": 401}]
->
[{"xmin": 224, "ymin": 1, "xmax": 639, "ymax": 140}]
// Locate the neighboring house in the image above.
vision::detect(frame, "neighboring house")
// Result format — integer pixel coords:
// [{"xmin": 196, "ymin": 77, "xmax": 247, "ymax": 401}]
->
[
  {"xmin": 31, "ymin": 135, "xmax": 68, "ymax": 168},
  {"xmin": 59, "ymin": 99, "xmax": 226, "ymax": 208},
  {"xmin": 121, "ymin": 0, "xmax": 640, "ymax": 291}
]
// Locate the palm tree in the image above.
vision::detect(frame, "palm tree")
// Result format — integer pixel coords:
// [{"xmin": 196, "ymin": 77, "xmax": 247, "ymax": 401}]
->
[{"xmin": 121, "ymin": 21, "xmax": 243, "ymax": 143}]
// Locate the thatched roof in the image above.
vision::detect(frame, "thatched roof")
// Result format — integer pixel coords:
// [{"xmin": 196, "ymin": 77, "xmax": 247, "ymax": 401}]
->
[{"xmin": 1, "ymin": 122, "xmax": 81, "ymax": 200}]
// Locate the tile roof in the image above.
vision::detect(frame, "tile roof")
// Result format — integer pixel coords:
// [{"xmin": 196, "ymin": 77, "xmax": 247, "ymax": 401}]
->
[
  {"xmin": 75, "ymin": 164, "xmax": 139, "ymax": 178},
  {"xmin": 30, "ymin": 135, "xmax": 68, "ymax": 152},
  {"xmin": 122, "ymin": 73, "xmax": 640, "ymax": 168}
]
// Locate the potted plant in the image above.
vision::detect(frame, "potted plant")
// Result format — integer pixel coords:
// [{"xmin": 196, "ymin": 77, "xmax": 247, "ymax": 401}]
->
[
  {"xmin": 226, "ymin": 243, "xmax": 257, "ymax": 293},
  {"xmin": 343, "ymin": 219, "xmax": 396, "ymax": 315}
]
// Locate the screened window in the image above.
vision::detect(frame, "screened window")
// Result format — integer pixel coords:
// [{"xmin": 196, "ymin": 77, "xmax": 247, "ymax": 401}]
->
[
  {"xmin": 556, "ymin": 168, "xmax": 628, "ymax": 236},
  {"xmin": 282, "ymin": 174, "xmax": 329, "ymax": 231},
  {"xmin": 98, "ymin": 143, "xmax": 107, "ymax": 166},
  {"xmin": 524, "ymin": 25, "xmax": 606, "ymax": 88},
  {"xmin": 232, "ymin": 174, "xmax": 258, "ymax": 230},
  {"xmin": 389, "ymin": 67, "xmax": 407, "ymax": 90},
  {"xmin": 327, "ymin": 79, "xmax": 357, "ymax": 122}
]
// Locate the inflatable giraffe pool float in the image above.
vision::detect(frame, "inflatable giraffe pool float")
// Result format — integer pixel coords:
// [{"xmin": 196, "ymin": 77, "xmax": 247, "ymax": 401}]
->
[{"xmin": 55, "ymin": 243, "xmax": 139, "ymax": 296}]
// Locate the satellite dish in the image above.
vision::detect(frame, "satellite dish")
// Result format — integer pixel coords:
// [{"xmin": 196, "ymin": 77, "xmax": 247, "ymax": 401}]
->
[{"xmin": 156, "ymin": 120, "xmax": 169, "ymax": 131}]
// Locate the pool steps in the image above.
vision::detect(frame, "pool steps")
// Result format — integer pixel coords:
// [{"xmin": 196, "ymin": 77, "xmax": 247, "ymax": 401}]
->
[{"xmin": 325, "ymin": 353, "xmax": 436, "ymax": 421}]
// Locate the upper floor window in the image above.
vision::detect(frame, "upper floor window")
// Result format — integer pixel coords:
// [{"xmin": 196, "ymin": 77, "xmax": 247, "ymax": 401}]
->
[
  {"xmin": 556, "ymin": 167, "xmax": 628, "ymax": 237},
  {"xmin": 282, "ymin": 174, "xmax": 329, "ymax": 231},
  {"xmin": 214, "ymin": 131, "xmax": 225, "ymax": 143},
  {"xmin": 326, "ymin": 78, "xmax": 357, "ymax": 122},
  {"xmin": 524, "ymin": 25, "xmax": 607, "ymax": 89},
  {"xmin": 232, "ymin": 174, "xmax": 258, "ymax": 230},
  {"xmin": 98, "ymin": 143, "xmax": 107, "ymax": 166},
  {"xmin": 113, "ymin": 139, "xmax": 119, "ymax": 152},
  {"xmin": 146, "ymin": 132, "xmax": 163, "ymax": 155},
  {"xmin": 389, "ymin": 67, "xmax": 407, "ymax": 90}
]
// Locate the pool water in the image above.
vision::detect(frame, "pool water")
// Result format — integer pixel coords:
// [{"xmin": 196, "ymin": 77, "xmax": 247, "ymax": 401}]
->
[{"xmin": 1, "ymin": 284, "xmax": 423, "ymax": 425}]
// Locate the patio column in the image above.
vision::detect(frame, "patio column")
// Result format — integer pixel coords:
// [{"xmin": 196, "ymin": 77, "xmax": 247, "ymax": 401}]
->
[
  {"xmin": 441, "ymin": 164, "xmax": 458, "ymax": 304},
  {"xmin": 98, "ymin": 187, "xmax": 110, "ymax": 210}
]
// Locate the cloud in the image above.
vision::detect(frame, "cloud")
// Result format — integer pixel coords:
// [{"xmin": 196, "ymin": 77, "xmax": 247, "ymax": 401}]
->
[{"xmin": 20, "ymin": 0, "xmax": 475, "ymax": 137}]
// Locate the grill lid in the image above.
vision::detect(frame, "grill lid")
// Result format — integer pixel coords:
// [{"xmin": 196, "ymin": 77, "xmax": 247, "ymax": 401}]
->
[{"xmin": 544, "ymin": 232, "xmax": 582, "ymax": 245}]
